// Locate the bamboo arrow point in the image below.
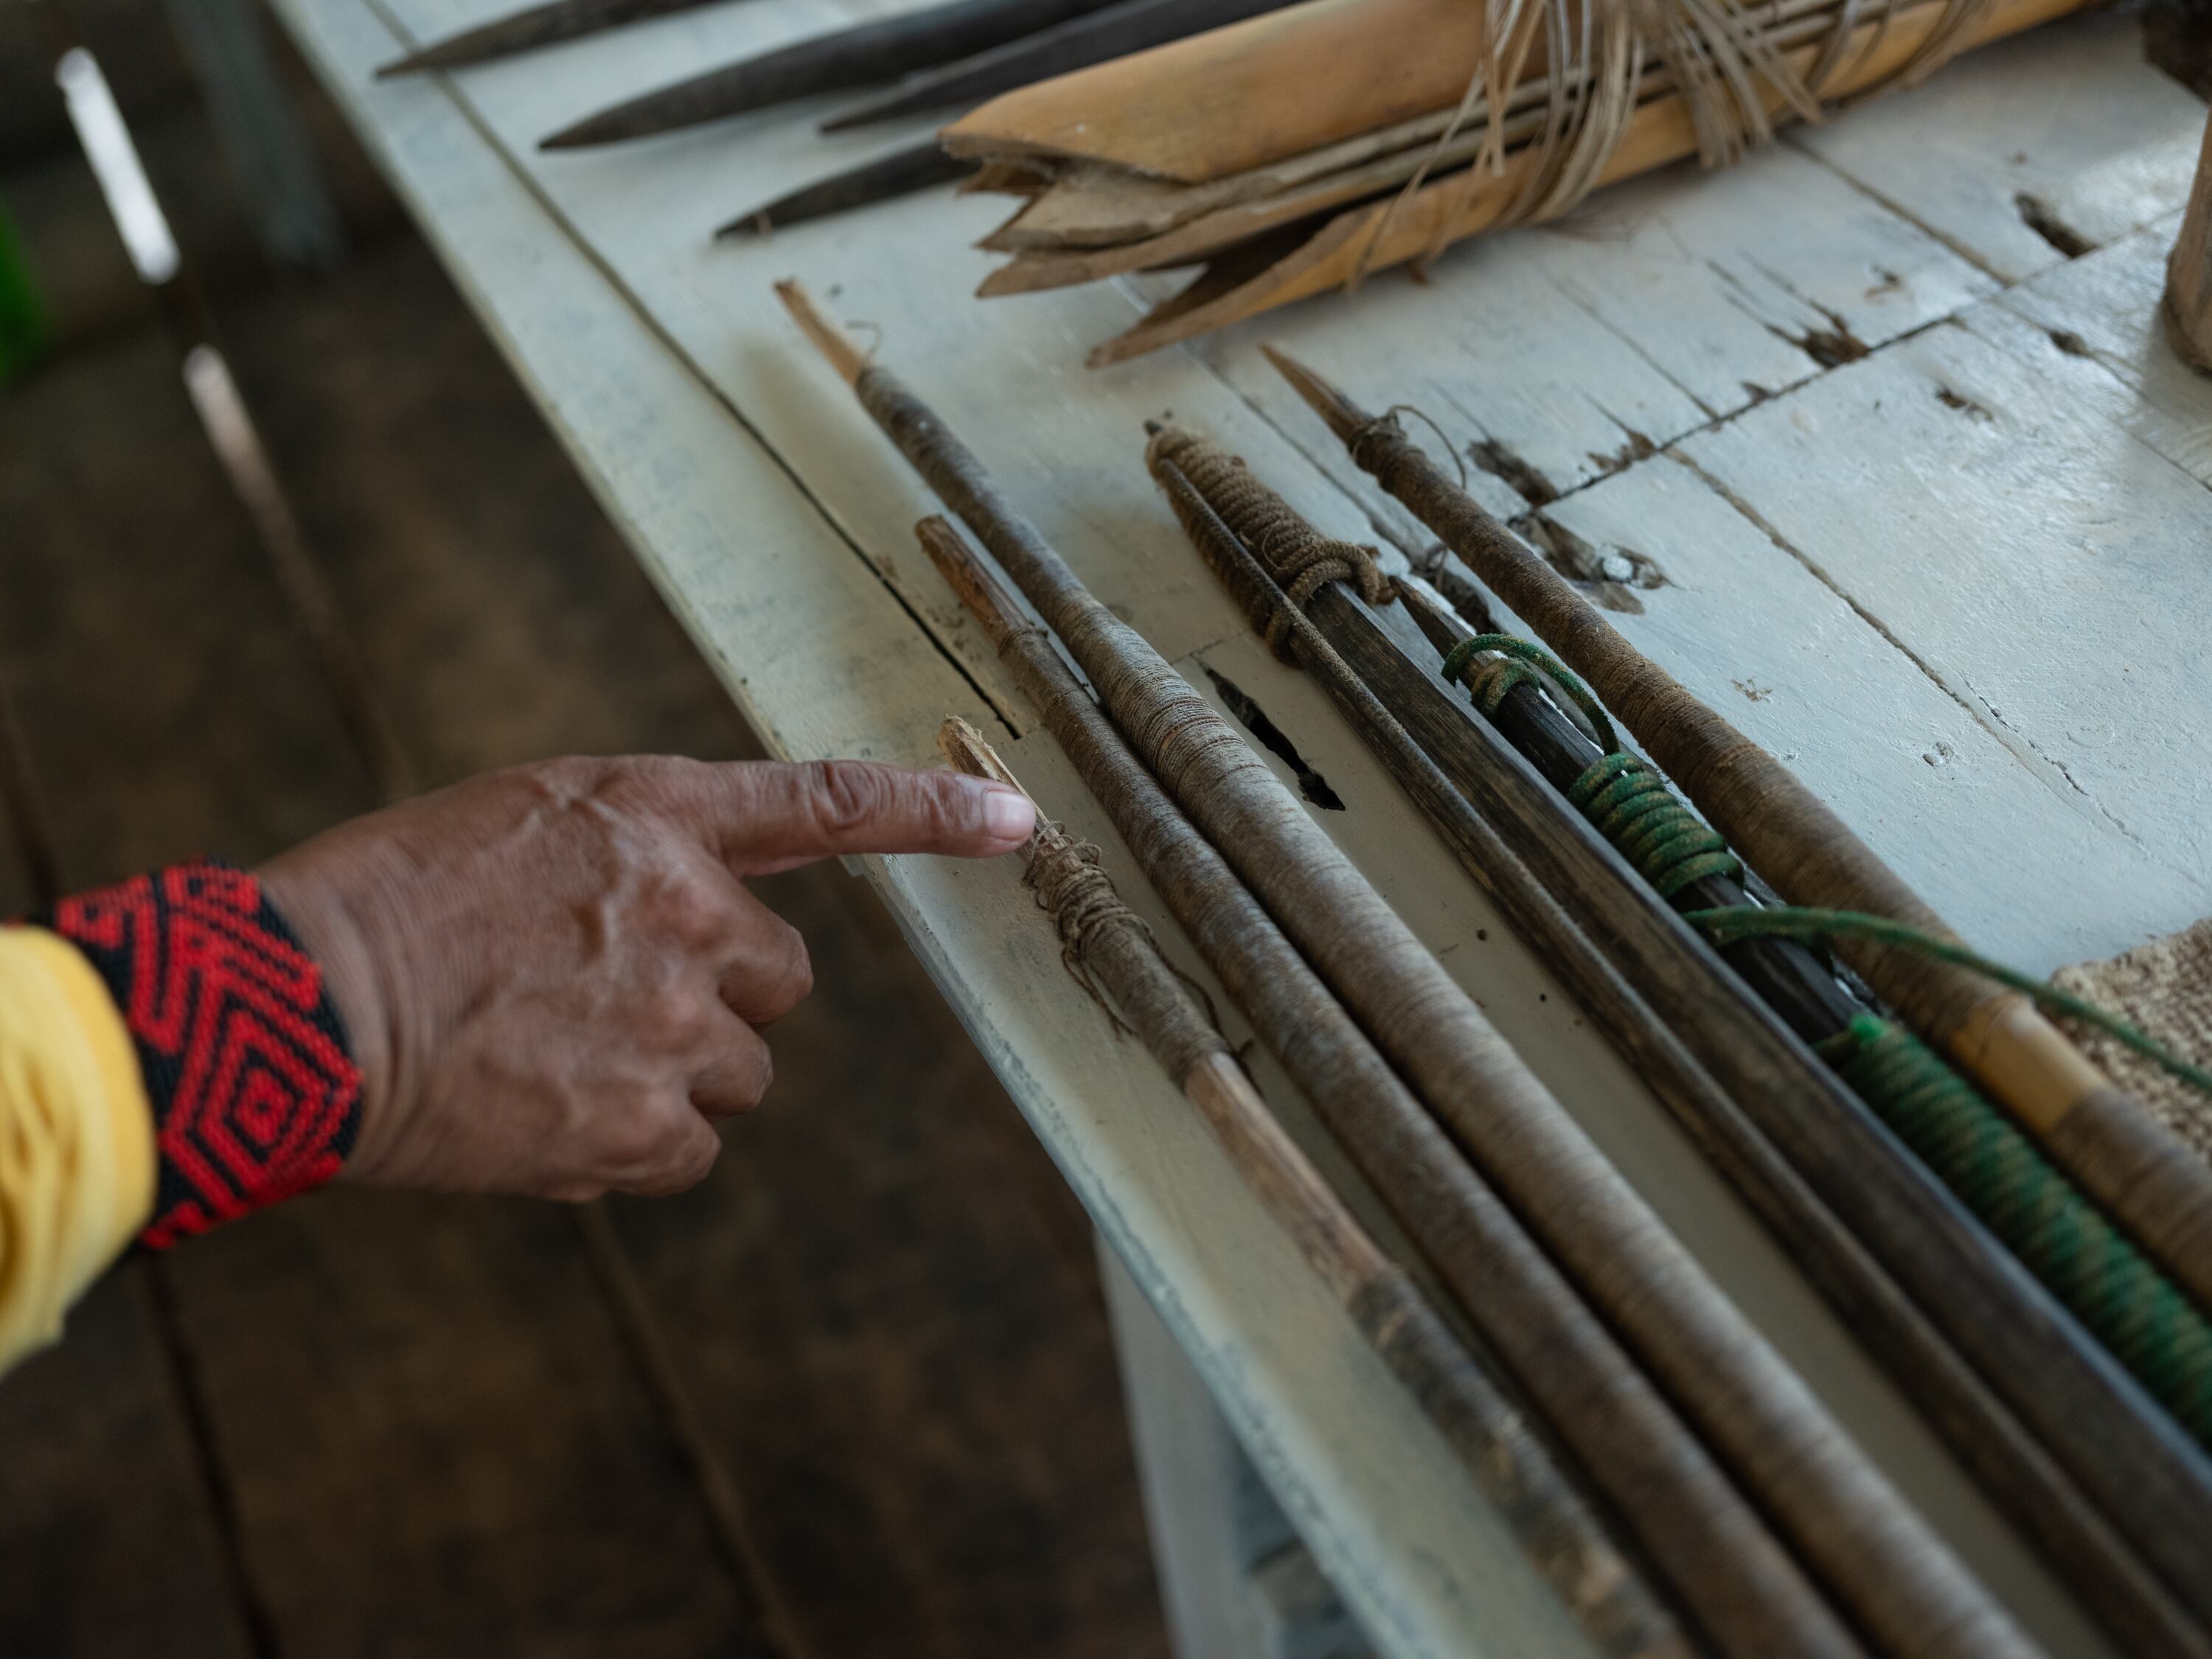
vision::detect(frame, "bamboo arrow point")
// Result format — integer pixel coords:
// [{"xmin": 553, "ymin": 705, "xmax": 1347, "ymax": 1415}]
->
[
  {"xmin": 1259, "ymin": 344, "xmax": 1368, "ymax": 442},
  {"xmin": 775, "ymin": 279, "xmax": 871, "ymax": 384}
]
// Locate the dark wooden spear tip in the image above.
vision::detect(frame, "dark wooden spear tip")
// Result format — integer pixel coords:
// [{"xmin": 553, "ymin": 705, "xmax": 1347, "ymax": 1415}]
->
[
  {"xmin": 543, "ymin": 66, "xmax": 729, "ymax": 147},
  {"xmin": 376, "ymin": 24, "xmax": 524, "ymax": 75},
  {"xmin": 1259, "ymin": 344, "xmax": 1372, "ymax": 445},
  {"xmin": 379, "ymin": 0, "xmax": 681, "ymax": 77},
  {"xmin": 540, "ymin": 103, "xmax": 644, "ymax": 149},
  {"xmin": 714, "ymin": 142, "xmax": 970, "ymax": 238}
]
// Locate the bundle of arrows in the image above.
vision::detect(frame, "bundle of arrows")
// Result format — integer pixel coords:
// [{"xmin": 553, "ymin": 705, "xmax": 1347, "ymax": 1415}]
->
[
  {"xmin": 777, "ymin": 277, "xmax": 2212, "ymax": 1659},
  {"xmin": 945, "ymin": 0, "xmax": 2092, "ymax": 363}
]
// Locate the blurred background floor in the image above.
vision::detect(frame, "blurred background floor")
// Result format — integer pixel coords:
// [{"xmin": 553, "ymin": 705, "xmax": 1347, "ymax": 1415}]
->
[{"xmin": 0, "ymin": 8, "xmax": 1167, "ymax": 1654}]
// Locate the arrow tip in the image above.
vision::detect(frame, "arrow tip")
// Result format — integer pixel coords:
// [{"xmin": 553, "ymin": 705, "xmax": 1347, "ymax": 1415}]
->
[{"xmin": 1259, "ymin": 344, "xmax": 1368, "ymax": 442}]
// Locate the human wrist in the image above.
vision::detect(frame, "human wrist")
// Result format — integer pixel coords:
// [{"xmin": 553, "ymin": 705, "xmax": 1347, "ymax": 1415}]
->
[
  {"xmin": 255, "ymin": 852, "xmax": 399, "ymax": 1185},
  {"xmin": 41, "ymin": 860, "xmax": 365, "ymax": 1247}
]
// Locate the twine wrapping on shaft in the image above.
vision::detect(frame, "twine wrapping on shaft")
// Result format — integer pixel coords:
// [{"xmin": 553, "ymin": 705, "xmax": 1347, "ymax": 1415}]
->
[{"xmin": 1146, "ymin": 425, "xmax": 1394, "ymax": 658}]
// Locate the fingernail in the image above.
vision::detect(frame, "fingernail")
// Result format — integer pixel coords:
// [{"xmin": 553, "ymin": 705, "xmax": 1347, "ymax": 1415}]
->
[{"xmin": 982, "ymin": 785, "xmax": 1035, "ymax": 841}]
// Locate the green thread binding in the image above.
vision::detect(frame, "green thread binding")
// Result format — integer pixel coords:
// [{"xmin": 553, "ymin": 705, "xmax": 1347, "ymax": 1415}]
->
[
  {"xmin": 1441, "ymin": 633, "xmax": 1737, "ymax": 897},
  {"xmin": 1819, "ymin": 1014, "xmax": 2212, "ymax": 1444},
  {"xmin": 1683, "ymin": 905, "xmax": 2212, "ymax": 1102},
  {"xmin": 1439, "ymin": 629, "xmax": 2212, "ymax": 1444}
]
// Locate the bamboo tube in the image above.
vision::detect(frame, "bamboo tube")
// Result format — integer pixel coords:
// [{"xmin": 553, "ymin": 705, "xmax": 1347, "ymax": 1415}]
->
[
  {"xmin": 921, "ymin": 521, "xmax": 1868, "ymax": 1659},
  {"xmin": 1082, "ymin": 0, "xmax": 2085, "ymax": 363},
  {"xmin": 2165, "ymin": 110, "xmax": 2212, "ymax": 373},
  {"xmin": 776, "ymin": 280, "xmax": 2037, "ymax": 1659},
  {"xmin": 1146, "ymin": 422, "xmax": 2212, "ymax": 1647},
  {"xmin": 973, "ymin": 0, "xmax": 1843, "ymax": 296},
  {"xmin": 1265, "ymin": 346, "xmax": 2212, "ymax": 1334},
  {"xmin": 934, "ymin": 713, "xmax": 1694, "ymax": 1659},
  {"xmin": 942, "ymin": 0, "xmax": 1484, "ymax": 182},
  {"xmin": 540, "ymin": 0, "xmax": 1124, "ymax": 149}
]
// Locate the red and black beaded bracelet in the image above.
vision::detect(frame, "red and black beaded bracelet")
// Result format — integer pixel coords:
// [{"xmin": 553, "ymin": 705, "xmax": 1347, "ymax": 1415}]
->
[{"xmin": 36, "ymin": 860, "xmax": 362, "ymax": 1248}]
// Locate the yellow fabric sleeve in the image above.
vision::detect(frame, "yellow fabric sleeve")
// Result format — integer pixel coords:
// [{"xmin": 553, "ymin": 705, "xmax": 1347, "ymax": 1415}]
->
[{"xmin": 0, "ymin": 926, "xmax": 156, "ymax": 1372}]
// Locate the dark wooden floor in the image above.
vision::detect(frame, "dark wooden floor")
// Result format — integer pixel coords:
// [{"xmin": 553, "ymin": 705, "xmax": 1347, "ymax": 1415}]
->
[{"xmin": 0, "ymin": 21, "xmax": 1166, "ymax": 1655}]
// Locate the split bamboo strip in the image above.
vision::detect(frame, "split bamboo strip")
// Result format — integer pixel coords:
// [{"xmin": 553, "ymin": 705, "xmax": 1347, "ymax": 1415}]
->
[
  {"xmin": 776, "ymin": 280, "xmax": 2035, "ymax": 1659},
  {"xmin": 977, "ymin": 107, "xmax": 1473, "ymax": 252},
  {"xmin": 1082, "ymin": 0, "xmax": 2084, "ymax": 362},
  {"xmin": 933, "ymin": 712, "xmax": 1693, "ymax": 1659},
  {"xmin": 919, "ymin": 521, "xmax": 1863, "ymax": 1659},
  {"xmin": 1265, "ymin": 346, "xmax": 2212, "ymax": 1334},
  {"xmin": 1146, "ymin": 420, "xmax": 2212, "ymax": 1648},
  {"xmin": 2165, "ymin": 110, "xmax": 2212, "ymax": 373}
]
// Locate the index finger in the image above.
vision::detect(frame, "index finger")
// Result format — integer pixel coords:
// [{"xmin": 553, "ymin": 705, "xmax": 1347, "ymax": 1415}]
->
[{"xmin": 684, "ymin": 758, "xmax": 1034, "ymax": 875}]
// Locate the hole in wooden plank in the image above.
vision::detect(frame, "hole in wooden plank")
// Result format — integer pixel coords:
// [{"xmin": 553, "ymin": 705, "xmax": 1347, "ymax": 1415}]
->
[
  {"xmin": 1203, "ymin": 667, "xmax": 1345, "ymax": 811},
  {"xmin": 2014, "ymin": 192, "xmax": 2096, "ymax": 260},
  {"xmin": 1586, "ymin": 426, "xmax": 1657, "ymax": 476},
  {"xmin": 1933, "ymin": 386, "xmax": 1994, "ymax": 422},
  {"xmin": 1515, "ymin": 515, "xmax": 1666, "ymax": 613},
  {"xmin": 1467, "ymin": 438, "xmax": 1558, "ymax": 507},
  {"xmin": 2047, "ymin": 327, "xmax": 2093, "ymax": 359},
  {"xmin": 1795, "ymin": 323, "xmax": 1870, "ymax": 370}
]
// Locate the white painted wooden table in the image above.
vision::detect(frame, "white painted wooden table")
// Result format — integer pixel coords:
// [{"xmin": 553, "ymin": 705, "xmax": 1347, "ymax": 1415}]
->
[{"xmin": 264, "ymin": 4, "xmax": 2212, "ymax": 1652}]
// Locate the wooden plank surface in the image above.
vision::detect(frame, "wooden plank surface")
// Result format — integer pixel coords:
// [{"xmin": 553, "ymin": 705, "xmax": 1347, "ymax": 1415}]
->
[
  {"xmin": 1786, "ymin": 17, "xmax": 2208, "ymax": 283},
  {"xmin": 263, "ymin": 0, "xmax": 2211, "ymax": 1652},
  {"xmin": 1994, "ymin": 211, "xmax": 2212, "ymax": 486}
]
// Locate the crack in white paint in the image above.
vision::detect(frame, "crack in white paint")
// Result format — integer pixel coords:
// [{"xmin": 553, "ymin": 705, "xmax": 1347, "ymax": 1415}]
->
[
  {"xmin": 1543, "ymin": 269, "xmax": 1722, "ymax": 420},
  {"xmin": 1781, "ymin": 133, "xmax": 2015, "ymax": 285},
  {"xmin": 1662, "ymin": 448, "xmax": 2159, "ymax": 846}
]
